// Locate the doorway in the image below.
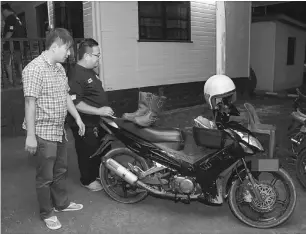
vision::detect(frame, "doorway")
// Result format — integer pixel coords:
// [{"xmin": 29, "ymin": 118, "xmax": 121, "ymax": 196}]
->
[
  {"xmin": 54, "ymin": 1, "xmax": 84, "ymax": 38},
  {"xmin": 16, "ymin": 12, "xmax": 27, "ymax": 37},
  {"xmin": 35, "ymin": 2, "xmax": 48, "ymax": 38}
]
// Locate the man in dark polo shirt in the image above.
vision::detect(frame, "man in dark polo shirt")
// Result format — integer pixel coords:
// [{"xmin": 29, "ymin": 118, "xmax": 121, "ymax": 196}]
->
[
  {"xmin": 1, "ymin": 3, "xmax": 26, "ymax": 86},
  {"xmin": 68, "ymin": 38, "xmax": 114, "ymax": 192}
]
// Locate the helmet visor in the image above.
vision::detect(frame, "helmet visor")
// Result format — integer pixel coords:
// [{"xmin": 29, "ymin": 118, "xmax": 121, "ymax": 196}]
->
[{"xmin": 211, "ymin": 90, "xmax": 236, "ymax": 109}]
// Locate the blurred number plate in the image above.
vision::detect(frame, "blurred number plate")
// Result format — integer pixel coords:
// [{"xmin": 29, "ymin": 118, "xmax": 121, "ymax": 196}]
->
[{"xmin": 251, "ymin": 159, "xmax": 279, "ymax": 172}]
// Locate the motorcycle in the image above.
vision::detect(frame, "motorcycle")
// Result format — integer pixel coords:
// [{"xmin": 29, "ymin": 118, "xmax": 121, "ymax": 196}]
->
[
  {"xmin": 92, "ymin": 103, "xmax": 297, "ymax": 229},
  {"xmin": 288, "ymin": 88, "xmax": 306, "ymax": 188}
]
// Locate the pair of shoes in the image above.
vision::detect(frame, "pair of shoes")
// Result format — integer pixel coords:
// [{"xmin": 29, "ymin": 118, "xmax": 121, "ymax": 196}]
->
[
  {"xmin": 83, "ymin": 180, "xmax": 103, "ymax": 192},
  {"xmin": 54, "ymin": 202, "xmax": 84, "ymax": 212},
  {"xmin": 44, "ymin": 216, "xmax": 62, "ymax": 230},
  {"xmin": 122, "ymin": 91, "xmax": 166, "ymax": 127}
]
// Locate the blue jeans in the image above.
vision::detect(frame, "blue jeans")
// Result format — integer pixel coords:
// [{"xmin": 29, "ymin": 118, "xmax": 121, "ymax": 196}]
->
[{"xmin": 35, "ymin": 136, "xmax": 70, "ymax": 220}]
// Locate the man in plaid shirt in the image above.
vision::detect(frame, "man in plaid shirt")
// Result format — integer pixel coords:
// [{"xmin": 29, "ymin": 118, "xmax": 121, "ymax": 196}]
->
[{"xmin": 22, "ymin": 28, "xmax": 85, "ymax": 230}]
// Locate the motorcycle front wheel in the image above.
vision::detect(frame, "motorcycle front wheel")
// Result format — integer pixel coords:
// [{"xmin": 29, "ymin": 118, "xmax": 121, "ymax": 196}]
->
[
  {"xmin": 228, "ymin": 168, "xmax": 296, "ymax": 228},
  {"xmin": 296, "ymin": 148, "xmax": 306, "ymax": 189}
]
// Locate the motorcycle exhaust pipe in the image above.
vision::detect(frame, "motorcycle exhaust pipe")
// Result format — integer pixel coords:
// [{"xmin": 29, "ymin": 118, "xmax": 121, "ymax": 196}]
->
[
  {"xmin": 105, "ymin": 158, "xmax": 138, "ymax": 184},
  {"xmin": 105, "ymin": 158, "xmax": 199, "ymax": 200}
]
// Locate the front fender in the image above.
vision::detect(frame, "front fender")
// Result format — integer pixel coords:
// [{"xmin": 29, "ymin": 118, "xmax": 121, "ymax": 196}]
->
[
  {"xmin": 89, "ymin": 134, "xmax": 117, "ymax": 159},
  {"xmin": 224, "ymin": 156, "xmax": 281, "ymax": 199}
]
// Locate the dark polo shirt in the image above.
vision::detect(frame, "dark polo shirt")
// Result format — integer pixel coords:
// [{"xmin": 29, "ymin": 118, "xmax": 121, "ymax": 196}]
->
[
  {"xmin": 67, "ymin": 64, "xmax": 108, "ymax": 127},
  {"xmin": 3, "ymin": 14, "xmax": 26, "ymax": 50}
]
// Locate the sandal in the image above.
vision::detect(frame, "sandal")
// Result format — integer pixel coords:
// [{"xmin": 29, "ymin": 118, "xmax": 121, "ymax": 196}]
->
[
  {"xmin": 54, "ymin": 202, "xmax": 83, "ymax": 212},
  {"xmin": 44, "ymin": 216, "xmax": 62, "ymax": 230}
]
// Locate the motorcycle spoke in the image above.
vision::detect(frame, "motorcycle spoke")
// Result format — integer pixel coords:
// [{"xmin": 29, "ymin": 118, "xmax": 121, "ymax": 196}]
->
[
  {"xmin": 256, "ymin": 211, "xmax": 267, "ymax": 220},
  {"xmin": 236, "ymin": 196, "xmax": 247, "ymax": 204},
  {"xmin": 270, "ymin": 177, "xmax": 279, "ymax": 187},
  {"xmin": 122, "ymin": 184, "xmax": 128, "ymax": 198},
  {"xmin": 301, "ymin": 161, "xmax": 306, "ymax": 174},
  {"xmin": 106, "ymin": 183, "xmax": 115, "ymax": 188},
  {"xmin": 275, "ymin": 198, "xmax": 288, "ymax": 209}
]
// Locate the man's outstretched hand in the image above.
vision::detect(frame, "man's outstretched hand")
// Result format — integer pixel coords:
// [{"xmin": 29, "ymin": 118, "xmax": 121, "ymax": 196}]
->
[{"xmin": 98, "ymin": 106, "xmax": 114, "ymax": 117}]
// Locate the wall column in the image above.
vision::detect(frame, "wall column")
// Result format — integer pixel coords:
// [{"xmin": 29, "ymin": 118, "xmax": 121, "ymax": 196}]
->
[{"xmin": 216, "ymin": 1, "xmax": 226, "ymax": 75}]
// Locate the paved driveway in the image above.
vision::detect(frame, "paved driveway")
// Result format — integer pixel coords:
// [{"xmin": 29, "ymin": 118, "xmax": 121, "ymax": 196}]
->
[{"xmin": 2, "ymin": 97, "xmax": 306, "ymax": 234}]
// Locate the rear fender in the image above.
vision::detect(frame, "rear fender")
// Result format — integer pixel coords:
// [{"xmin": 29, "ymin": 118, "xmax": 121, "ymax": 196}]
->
[{"xmin": 89, "ymin": 134, "xmax": 117, "ymax": 159}]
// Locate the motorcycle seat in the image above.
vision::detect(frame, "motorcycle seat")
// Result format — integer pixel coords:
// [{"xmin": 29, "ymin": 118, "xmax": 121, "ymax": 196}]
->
[{"xmin": 114, "ymin": 118, "xmax": 185, "ymax": 144}]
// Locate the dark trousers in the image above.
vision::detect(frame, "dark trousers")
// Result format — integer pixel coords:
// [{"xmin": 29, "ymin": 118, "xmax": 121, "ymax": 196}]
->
[
  {"xmin": 35, "ymin": 136, "xmax": 70, "ymax": 220},
  {"xmin": 71, "ymin": 126, "xmax": 105, "ymax": 186}
]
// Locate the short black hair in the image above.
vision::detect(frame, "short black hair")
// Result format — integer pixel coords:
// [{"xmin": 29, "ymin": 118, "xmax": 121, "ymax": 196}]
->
[
  {"xmin": 1, "ymin": 3, "xmax": 13, "ymax": 12},
  {"xmin": 78, "ymin": 38, "xmax": 99, "ymax": 60},
  {"xmin": 45, "ymin": 28, "xmax": 74, "ymax": 50}
]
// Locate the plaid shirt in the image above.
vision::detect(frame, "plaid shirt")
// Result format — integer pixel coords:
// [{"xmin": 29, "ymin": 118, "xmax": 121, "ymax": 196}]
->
[{"xmin": 22, "ymin": 51, "xmax": 69, "ymax": 142}]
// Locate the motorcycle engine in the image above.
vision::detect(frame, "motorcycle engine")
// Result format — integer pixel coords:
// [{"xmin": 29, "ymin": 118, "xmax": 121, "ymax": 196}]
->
[{"xmin": 170, "ymin": 176, "xmax": 195, "ymax": 194}]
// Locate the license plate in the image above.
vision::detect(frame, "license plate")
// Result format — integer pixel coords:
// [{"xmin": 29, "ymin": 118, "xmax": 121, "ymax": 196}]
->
[{"xmin": 251, "ymin": 159, "xmax": 279, "ymax": 172}]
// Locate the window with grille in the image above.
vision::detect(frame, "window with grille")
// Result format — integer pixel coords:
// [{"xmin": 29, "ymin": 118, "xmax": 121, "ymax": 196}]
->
[
  {"xmin": 287, "ymin": 37, "xmax": 296, "ymax": 65},
  {"xmin": 138, "ymin": 1, "xmax": 191, "ymax": 42}
]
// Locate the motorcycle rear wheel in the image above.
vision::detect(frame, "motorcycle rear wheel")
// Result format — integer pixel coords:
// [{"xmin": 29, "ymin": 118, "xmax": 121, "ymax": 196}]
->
[
  {"xmin": 228, "ymin": 168, "xmax": 296, "ymax": 228},
  {"xmin": 296, "ymin": 148, "xmax": 306, "ymax": 189},
  {"xmin": 100, "ymin": 148, "xmax": 149, "ymax": 204}
]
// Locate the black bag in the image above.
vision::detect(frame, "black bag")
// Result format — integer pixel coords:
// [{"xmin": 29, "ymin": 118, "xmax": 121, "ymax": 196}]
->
[{"xmin": 193, "ymin": 126, "xmax": 232, "ymax": 149}]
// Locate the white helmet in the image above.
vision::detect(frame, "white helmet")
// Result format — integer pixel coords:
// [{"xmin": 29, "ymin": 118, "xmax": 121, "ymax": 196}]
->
[{"xmin": 204, "ymin": 74, "xmax": 236, "ymax": 109}]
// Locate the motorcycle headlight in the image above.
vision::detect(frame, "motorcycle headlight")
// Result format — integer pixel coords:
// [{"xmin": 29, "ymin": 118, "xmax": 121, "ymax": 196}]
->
[
  {"xmin": 242, "ymin": 135, "xmax": 264, "ymax": 151},
  {"xmin": 233, "ymin": 130, "xmax": 264, "ymax": 151},
  {"xmin": 239, "ymin": 142, "xmax": 254, "ymax": 154}
]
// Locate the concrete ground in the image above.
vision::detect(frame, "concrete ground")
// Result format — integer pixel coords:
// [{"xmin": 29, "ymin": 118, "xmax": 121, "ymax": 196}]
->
[{"xmin": 2, "ymin": 96, "xmax": 306, "ymax": 234}]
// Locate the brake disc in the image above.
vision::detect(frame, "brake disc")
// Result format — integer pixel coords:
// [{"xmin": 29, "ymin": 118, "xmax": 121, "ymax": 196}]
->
[{"xmin": 249, "ymin": 182, "xmax": 277, "ymax": 213}]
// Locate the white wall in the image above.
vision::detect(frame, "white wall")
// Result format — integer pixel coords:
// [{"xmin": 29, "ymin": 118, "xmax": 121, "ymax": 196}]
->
[
  {"xmin": 10, "ymin": 1, "xmax": 45, "ymax": 38},
  {"xmin": 98, "ymin": 1, "xmax": 217, "ymax": 91},
  {"xmin": 250, "ymin": 22, "xmax": 276, "ymax": 91},
  {"xmin": 274, "ymin": 21, "xmax": 306, "ymax": 91}
]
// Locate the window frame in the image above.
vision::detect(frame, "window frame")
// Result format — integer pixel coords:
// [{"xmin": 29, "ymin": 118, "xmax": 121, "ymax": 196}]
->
[{"xmin": 137, "ymin": 1, "xmax": 192, "ymax": 43}]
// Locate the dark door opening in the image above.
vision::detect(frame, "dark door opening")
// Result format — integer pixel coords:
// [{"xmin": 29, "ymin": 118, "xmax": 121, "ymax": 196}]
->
[
  {"xmin": 54, "ymin": 1, "xmax": 84, "ymax": 38},
  {"xmin": 17, "ymin": 12, "xmax": 27, "ymax": 37},
  {"xmin": 36, "ymin": 2, "xmax": 48, "ymax": 38}
]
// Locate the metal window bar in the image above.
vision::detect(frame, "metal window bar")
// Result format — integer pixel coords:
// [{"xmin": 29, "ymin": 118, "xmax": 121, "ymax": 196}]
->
[
  {"xmin": 1, "ymin": 38, "xmax": 84, "ymax": 89},
  {"xmin": 138, "ymin": 1, "xmax": 191, "ymax": 41}
]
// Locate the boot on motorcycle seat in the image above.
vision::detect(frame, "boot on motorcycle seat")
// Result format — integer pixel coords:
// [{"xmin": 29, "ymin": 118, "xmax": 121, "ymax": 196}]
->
[
  {"xmin": 122, "ymin": 92, "xmax": 152, "ymax": 121},
  {"xmin": 134, "ymin": 94, "xmax": 166, "ymax": 127}
]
